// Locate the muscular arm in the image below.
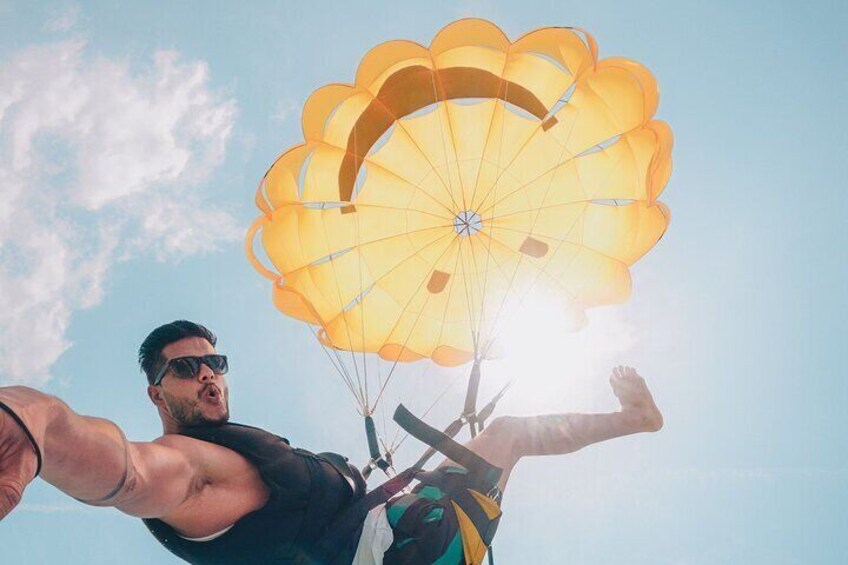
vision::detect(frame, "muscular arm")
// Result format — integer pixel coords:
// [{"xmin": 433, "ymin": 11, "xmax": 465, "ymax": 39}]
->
[{"xmin": 0, "ymin": 386, "xmax": 195, "ymax": 520}]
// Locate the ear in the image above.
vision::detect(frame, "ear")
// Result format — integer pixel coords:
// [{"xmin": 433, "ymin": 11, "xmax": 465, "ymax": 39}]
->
[{"xmin": 147, "ymin": 385, "xmax": 166, "ymax": 408}]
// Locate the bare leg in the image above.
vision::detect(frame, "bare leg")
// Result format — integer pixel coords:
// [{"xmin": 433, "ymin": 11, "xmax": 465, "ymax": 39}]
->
[{"xmin": 440, "ymin": 366, "xmax": 663, "ymax": 492}]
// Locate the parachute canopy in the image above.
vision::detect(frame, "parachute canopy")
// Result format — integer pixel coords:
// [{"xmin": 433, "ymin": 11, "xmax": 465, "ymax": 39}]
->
[{"xmin": 247, "ymin": 19, "xmax": 672, "ymax": 369}]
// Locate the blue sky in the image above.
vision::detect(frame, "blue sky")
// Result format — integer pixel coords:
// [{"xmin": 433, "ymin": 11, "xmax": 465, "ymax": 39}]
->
[{"xmin": 1, "ymin": 0, "xmax": 846, "ymax": 563}]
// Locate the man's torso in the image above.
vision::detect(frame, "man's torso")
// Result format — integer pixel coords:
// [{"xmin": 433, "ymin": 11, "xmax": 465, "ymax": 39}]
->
[
  {"xmin": 152, "ymin": 432, "xmax": 270, "ymax": 538},
  {"xmin": 142, "ymin": 423, "xmax": 364, "ymax": 564}
]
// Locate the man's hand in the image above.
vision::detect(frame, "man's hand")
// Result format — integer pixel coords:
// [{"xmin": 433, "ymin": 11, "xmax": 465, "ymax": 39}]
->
[{"xmin": 0, "ymin": 408, "xmax": 39, "ymax": 520}]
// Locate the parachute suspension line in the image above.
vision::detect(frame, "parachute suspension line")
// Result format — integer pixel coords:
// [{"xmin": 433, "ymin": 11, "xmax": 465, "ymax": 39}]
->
[
  {"xmin": 464, "ymin": 62, "xmax": 508, "ymax": 223},
  {"xmin": 477, "ymin": 123, "xmax": 635, "ymax": 219},
  {"xmin": 351, "ymin": 148, "xmax": 371, "ymax": 414},
  {"xmin": 324, "ymin": 227, "xmax": 453, "ymax": 438},
  {"xmin": 441, "ymin": 92, "xmax": 468, "ymax": 212},
  {"xmin": 456, "ymin": 237, "xmax": 482, "ymax": 354},
  {"xmin": 473, "ymin": 78, "xmax": 582, "ymax": 219},
  {"xmin": 466, "ymin": 232, "xmax": 496, "ymax": 356},
  {"xmin": 484, "ymin": 199, "xmax": 605, "ymax": 223},
  {"xmin": 365, "ymin": 231, "xmax": 465, "ymax": 472},
  {"xmin": 410, "ymin": 370, "xmax": 512, "ymax": 470},
  {"xmin": 364, "ymin": 96, "xmax": 458, "ymax": 218},
  {"xmin": 384, "ymin": 232, "xmax": 471, "ymax": 456},
  {"xmin": 454, "ymin": 223, "xmax": 506, "ymax": 443},
  {"xmin": 350, "ymin": 123, "xmax": 393, "ymax": 479},
  {"xmin": 381, "ymin": 239, "xmax": 467, "ymax": 456},
  {"xmin": 363, "ymin": 310, "xmax": 434, "ymax": 477},
  {"xmin": 484, "ymin": 175, "xmax": 597, "ymax": 343},
  {"xmin": 314, "ymin": 198, "xmax": 367, "ymax": 411},
  {"xmin": 402, "ymin": 73, "xmax": 521, "ymax": 487},
  {"xmin": 308, "ymin": 326, "xmax": 363, "ymax": 415},
  {"xmin": 306, "ymin": 326, "xmax": 352, "ymax": 396},
  {"xmin": 316, "ymin": 202, "xmax": 376, "ymax": 462},
  {"xmin": 426, "ymin": 55, "xmax": 463, "ymax": 213},
  {"xmin": 363, "ymin": 231, "xmax": 464, "ymax": 476},
  {"xmin": 464, "ymin": 39, "xmax": 512, "ymax": 227},
  {"xmin": 389, "ymin": 362, "xmax": 461, "ymax": 453},
  {"xmin": 474, "ymin": 76, "xmax": 515, "ymax": 349},
  {"xmin": 470, "ymin": 95, "xmax": 508, "ymax": 347},
  {"xmin": 471, "ymin": 203, "xmax": 508, "ymax": 565},
  {"xmin": 473, "ymin": 82, "xmax": 589, "ymax": 348},
  {"xmin": 473, "ymin": 229, "xmax": 583, "ymax": 333},
  {"xmin": 369, "ymin": 232, "xmax": 463, "ymax": 411}
]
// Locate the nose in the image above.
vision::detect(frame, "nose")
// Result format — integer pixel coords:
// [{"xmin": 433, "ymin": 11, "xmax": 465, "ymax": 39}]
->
[{"xmin": 197, "ymin": 363, "xmax": 216, "ymax": 382}]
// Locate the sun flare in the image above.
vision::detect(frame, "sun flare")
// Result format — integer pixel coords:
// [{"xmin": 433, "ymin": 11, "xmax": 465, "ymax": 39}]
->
[{"xmin": 490, "ymin": 297, "xmax": 638, "ymax": 411}]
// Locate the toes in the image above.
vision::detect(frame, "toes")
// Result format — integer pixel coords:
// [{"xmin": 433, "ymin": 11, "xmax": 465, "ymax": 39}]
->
[{"xmin": 610, "ymin": 367, "xmax": 624, "ymax": 386}]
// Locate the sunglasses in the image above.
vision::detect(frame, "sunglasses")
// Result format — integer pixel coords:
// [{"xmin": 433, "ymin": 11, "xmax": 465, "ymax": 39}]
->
[{"xmin": 152, "ymin": 354, "xmax": 228, "ymax": 386}]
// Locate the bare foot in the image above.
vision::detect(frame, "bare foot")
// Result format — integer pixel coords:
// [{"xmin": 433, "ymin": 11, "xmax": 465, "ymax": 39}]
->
[{"xmin": 610, "ymin": 365, "xmax": 663, "ymax": 432}]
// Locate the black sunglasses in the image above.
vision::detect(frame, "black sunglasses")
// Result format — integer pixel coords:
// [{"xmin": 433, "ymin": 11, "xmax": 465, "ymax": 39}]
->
[{"xmin": 152, "ymin": 354, "xmax": 228, "ymax": 386}]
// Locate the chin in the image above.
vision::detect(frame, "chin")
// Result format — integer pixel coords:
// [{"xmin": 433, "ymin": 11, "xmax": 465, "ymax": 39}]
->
[
  {"xmin": 181, "ymin": 409, "xmax": 230, "ymax": 428},
  {"xmin": 203, "ymin": 410, "xmax": 230, "ymax": 426}
]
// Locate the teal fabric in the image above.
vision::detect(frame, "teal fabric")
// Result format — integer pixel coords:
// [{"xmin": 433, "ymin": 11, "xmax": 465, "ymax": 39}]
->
[{"xmin": 430, "ymin": 532, "xmax": 464, "ymax": 565}]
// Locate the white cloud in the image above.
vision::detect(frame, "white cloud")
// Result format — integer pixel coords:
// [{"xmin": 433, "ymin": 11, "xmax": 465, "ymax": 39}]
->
[
  {"xmin": 0, "ymin": 37, "xmax": 238, "ymax": 385},
  {"xmin": 271, "ymin": 98, "xmax": 299, "ymax": 123},
  {"xmin": 125, "ymin": 192, "xmax": 241, "ymax": 262},
  {"xmin": 43, "ymin": 4, "xmax": 80, "ymax": 33}
]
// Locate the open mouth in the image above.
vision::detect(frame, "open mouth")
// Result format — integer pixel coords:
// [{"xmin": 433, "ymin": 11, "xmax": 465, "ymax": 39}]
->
[{"xmin": 200, "ymin": 384, "xmax": 223, "ymax": 404}]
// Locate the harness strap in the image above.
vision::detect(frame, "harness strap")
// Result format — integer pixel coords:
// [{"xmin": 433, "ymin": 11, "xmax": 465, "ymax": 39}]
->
[
  {"xmin": 362, "ymin": 415, "xmax": 391, "ymax": 478},
  {"xmin": 0, "ymin": 400, "xmax": 42, "ymax": 478},
  {"xmin": 309, "ymin": 405, "xmax": 505, "ymax": 564},
  {"xmin": 394, "ymin": 404, "xmax": 502, "ymax": 491}
]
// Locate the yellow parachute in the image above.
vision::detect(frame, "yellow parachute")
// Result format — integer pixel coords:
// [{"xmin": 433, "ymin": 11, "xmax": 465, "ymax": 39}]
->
[
  {"xmin": 248, "ymin": 18, "xmax": 671, "ymax": 366},
  {"xmin": 247, "ymin": 20, "xmax": 672, "ymax": 470}
]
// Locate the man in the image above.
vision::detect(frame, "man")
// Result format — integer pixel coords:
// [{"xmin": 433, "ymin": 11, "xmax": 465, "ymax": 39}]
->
[{"xmin": 0, "ymin": 320, "xmax": 663, "ymax": 564}]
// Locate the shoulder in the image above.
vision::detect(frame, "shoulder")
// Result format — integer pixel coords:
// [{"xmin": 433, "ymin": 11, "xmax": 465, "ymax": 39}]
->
[
  {"xmin": 149, "ymin": 431, "xmax": 272, "ymax": 537},
  {"xmin": 152, "ymin": 433, "xmax": 194, "ymax": 448},
  {"xmin": 150, "ymin": 431, "xmax": 260, "ymax": 476},
  {"xmin": 152, "ymin": 432, "xmax": 215, "ymax": 452}
]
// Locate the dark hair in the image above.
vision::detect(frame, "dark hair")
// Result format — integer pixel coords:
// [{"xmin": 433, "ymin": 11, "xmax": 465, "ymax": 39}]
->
[{"xmin": 138, "ymin": 320, "xmax": 217, "ymax": 385}]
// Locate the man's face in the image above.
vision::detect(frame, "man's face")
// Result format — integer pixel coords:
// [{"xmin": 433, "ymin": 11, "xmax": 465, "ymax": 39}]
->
[{"xmin": 153, "ymin": 337, "xmax": 230, "ymax": 427}]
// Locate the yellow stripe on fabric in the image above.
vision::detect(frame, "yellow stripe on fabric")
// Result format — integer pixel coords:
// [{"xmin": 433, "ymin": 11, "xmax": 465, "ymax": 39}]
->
[
  {"xmin": 468, "ymin": 489, "xmax": 502, "ymax": 520},
  {"xmin": 451, "ymin": 500, "xmax": 488, "ymax": 565}
]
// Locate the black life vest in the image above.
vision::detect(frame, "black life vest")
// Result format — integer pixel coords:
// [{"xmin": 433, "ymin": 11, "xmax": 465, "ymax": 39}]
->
[{"xmin": 143, "ymin": 423, "xmax": 366, "ymax": 565}]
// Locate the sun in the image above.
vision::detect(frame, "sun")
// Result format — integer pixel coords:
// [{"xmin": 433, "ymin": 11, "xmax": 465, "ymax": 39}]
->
[{"xmin": 489, "ymin": 296, "xmax": 638, "ymax": 411}]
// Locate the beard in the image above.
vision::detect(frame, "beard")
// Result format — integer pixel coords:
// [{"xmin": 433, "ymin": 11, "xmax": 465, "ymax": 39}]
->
[{"xmin": 162, "ymin": 389, "xmax": 229, "ymax": 427}]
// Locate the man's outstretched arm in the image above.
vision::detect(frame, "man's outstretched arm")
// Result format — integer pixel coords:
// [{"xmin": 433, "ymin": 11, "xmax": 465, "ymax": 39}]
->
[{"xmin": 0, "ymin": 386, "xmax": 194, "ymax": 521}]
